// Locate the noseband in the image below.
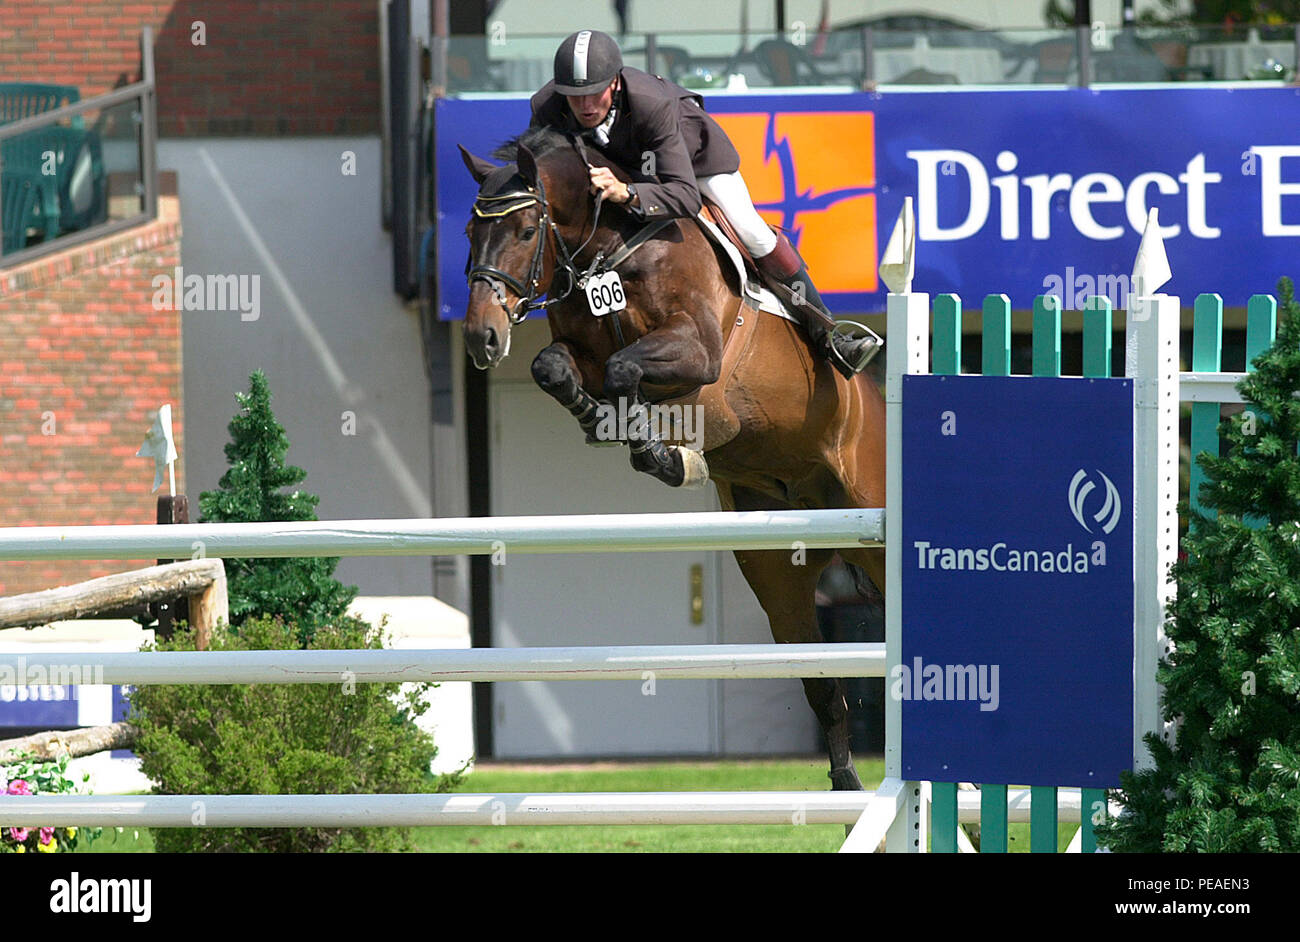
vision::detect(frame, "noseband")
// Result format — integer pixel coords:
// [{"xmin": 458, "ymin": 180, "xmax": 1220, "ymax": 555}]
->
[{"xmin": 466, "ymin": 138, "xmax": 605, "ymax": 324}]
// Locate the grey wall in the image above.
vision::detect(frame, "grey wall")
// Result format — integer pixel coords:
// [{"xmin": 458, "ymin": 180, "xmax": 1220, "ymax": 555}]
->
[{"xmin": 161, "ymin": 138, "xmax": 436, "ymax": 598}]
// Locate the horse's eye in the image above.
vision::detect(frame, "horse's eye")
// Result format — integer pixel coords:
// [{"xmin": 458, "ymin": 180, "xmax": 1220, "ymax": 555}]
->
[{"xmin": 520, "ymin": 227, "xmax": 537, "ymax": 240}]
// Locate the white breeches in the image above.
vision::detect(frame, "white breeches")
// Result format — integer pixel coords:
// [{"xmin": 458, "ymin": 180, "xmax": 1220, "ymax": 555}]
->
[{"xmin": 697, "ymin": 171, "xmax": 778, "ymax": 259}]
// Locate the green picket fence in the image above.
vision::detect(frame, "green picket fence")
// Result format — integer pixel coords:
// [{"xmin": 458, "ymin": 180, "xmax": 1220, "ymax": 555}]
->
[
  {"xmin": 923, "ymin": 290, "xmax": 1280, "ymax": 853},
  {"xmin": 1188, "ymin": 293, "xmax": 1278, "ymax": 525}
]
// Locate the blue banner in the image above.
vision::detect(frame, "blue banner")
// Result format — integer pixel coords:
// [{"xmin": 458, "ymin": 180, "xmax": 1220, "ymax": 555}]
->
[
  {"xmin": 436, "ymin": 87, "xmax": 1299, "ymax": 318},
  {"xmin": 0, "ymin": 682, "xmax": 133, "ymax": 743},
  {"xmin": 112, "ymin": 685, "xmax": 134, "ymax": 758},
  {"xmin": 0, "ymin": 684, "xmax": 79, "ymax": 727},
  {"xmin": 900, "ymin": 375, "xmax": 1134, "ymax": 788}
]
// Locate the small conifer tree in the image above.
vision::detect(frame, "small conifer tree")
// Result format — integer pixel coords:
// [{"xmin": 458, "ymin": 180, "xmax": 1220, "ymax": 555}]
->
[
  {"xmin": 198, "ymin": 371, "xmax": 356, "ymax": 644},
  {"xmin": 1098, "ymin": 278, "xmax": 1300, "ymax": 852}
]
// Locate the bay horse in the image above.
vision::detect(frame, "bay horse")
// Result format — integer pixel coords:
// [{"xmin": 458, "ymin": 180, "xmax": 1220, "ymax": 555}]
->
[{"xmin": 460, "ymin": 125, "xmax": 886, "ymax": 791}]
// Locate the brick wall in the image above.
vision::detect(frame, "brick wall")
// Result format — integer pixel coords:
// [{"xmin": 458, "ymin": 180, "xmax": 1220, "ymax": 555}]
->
[
  {"xmin": 0, "ymin": 1, "xmax": 380, "ymax": 135},
  {"xmin": 0, "ymin": 195, "xmax": 183, "ymax": 595}
]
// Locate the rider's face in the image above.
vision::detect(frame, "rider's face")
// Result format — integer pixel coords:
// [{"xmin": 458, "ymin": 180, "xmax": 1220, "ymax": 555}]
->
[{"xmin": 565, "ymin": 77, "xmax": 618, "ymax": 129}]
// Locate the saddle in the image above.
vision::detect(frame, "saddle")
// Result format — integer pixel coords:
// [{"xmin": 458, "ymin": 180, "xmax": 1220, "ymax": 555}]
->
[
  {"xmin": 695, "ymin": 198, "xmax": 795, "ymax": 324},
  {"xmin": 700, "ymin": 197, "xmax": 759, "ymax": 279}
]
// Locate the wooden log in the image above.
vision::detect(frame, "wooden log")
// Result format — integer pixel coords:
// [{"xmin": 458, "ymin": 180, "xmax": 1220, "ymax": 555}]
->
[
  {"xmin": 0, "ymin": 559, "xmax": 227, "ymax": 630},
  {"xmin": 188, "ymin": 565, "xmax": 228, "ymax": 651},
  {"xmin": 0, "ymin": 722, "xmax": 138, "ymax": 762}
]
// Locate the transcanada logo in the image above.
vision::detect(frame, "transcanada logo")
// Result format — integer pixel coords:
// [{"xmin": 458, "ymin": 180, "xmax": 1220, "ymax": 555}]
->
[
  {"xmin": 913, "ymin": 539, "xmax": 1108, "ymax": 574},
  {"xmin": 1069, "ymin": 469, "xmax": 1122, "ymax": 534}
]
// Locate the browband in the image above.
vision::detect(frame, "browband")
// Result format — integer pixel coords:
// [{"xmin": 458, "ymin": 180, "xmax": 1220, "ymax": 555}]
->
[{"xmin": 473, "ymin": 190, "xmax": 540, "ymax": 219}]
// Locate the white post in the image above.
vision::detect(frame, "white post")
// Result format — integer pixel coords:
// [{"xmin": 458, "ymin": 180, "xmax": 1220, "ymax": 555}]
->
[
  {"xmin": 1125, "ymin": 292, "xmax": 1179, "ymax": 770},
  {"xmin": 884, "ymin": 288, "xmax": 930, "ymax": 852}
]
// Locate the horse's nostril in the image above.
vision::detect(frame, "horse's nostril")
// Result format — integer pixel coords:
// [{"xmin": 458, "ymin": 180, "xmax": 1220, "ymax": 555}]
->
[{"xmin": 483, "ymin": 327, "xmax": 499, "ymax": 355}]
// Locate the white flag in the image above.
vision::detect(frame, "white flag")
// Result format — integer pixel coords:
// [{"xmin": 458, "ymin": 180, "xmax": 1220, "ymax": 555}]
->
[
  {"xmin": 878, "ymin": 197, "xmax": 915, "ymax": 295},
  {"xmin": 137, "ymin": 404, "xmax": 178, "ymax": 493},
  {"xmin": 1130, "ymin": 207, "xmax": 1172, "ymax": 298}
]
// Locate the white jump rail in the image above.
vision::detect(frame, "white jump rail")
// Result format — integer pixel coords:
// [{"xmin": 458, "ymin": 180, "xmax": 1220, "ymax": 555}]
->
[
  {"xmin": 0, "ymin": 644, "xmax": 886, "ymax": 684},
  {"xmin": 0, "ymin": 507, "xmax": 890, "ymax": 845},
  {"xmin": 0, "ymin": 508, "xmax": 884, "ymax": 560},
  {"xmin": 0, "ymin": 787, "xmax": 1115, "ymax": 828}
]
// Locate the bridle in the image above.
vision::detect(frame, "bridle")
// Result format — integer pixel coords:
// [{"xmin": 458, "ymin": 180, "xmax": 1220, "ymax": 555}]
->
[{"xmin": 466, "ymin": 136, "xmax": 605, "ymax": 325}]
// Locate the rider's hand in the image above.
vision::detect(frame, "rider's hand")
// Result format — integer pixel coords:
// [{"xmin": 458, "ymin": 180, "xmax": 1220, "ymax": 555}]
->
[{"xmin": 589, "ymin": 166, "xmax": 630, "ymax": 204}]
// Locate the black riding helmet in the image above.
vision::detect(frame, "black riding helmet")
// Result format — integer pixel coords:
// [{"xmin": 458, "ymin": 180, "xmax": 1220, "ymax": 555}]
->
[{"xmin": 552, "ymin": 29, "xmax": 623, "ymax": 95}]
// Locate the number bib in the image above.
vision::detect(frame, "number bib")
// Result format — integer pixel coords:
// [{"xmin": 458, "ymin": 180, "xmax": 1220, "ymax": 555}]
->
[{"xmin": 585, "ymin": 271, "xmax": 627, "ymax": 317}]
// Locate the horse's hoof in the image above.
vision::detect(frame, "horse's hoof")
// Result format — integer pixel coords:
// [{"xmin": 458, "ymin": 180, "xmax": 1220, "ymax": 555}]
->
[{"xmin": 675, "ymin": 447, "xmax": 709, "ymax": 488}]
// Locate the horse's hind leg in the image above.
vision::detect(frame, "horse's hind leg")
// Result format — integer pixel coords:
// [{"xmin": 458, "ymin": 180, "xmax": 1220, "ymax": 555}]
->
[
  {"xmin": 724, "ymin": 482, "xmax": 864, "ymax": 793},
  {"xmin": 732, "ymin": 546, "xmax": 863, "ymax": 790},
  {"xmin": 837, "ymin": 545, "xmax": 886, "ymax": 598}
]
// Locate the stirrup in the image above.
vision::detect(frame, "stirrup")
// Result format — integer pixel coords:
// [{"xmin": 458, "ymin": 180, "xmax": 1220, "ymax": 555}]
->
[{"xmin": 826, "ymin": 321, "xmax": 883, "ymax": 378}]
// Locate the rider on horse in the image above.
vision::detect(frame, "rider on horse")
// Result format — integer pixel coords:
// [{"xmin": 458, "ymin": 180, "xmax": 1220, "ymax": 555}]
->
[{"xmin": 530, "ymin": 29, "xmax": 882, "ymax": 379}]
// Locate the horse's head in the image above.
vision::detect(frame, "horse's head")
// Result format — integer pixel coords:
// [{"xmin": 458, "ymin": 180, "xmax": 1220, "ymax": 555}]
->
[
  {"xmin": 460, "ymin": 143, "xmax": 548, "ymax": 368},
  {"xmin": 461, "ymin": 130, "xmax": 591, "ymax": 369}
]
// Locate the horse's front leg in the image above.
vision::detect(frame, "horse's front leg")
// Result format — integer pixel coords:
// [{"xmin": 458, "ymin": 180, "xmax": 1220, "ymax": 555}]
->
[
  {"xmin": 531, "ymin": 340, "xmax": 618, "ymax": 447},
  {"xmin": 604, "ymin": 312, "xmax": 720, "ymax": 489}
]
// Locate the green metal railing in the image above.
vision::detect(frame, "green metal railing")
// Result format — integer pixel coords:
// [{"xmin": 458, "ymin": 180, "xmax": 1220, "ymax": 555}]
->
[
  {"xmin": 0, "ymin": 27, "xmax": 157, "ymax": 268},
  {"xmin": 429, "ymin": 22, "xmax": 1300, "ymax": 95}
]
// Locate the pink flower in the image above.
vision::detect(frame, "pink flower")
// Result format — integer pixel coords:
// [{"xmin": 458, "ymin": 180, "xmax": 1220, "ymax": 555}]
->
[
  {"xmin": 39, "ymin": 827, "xmax": 54, "ymax": 845},
  {"xmin": 8, "ymin": 827, "xmax": 29, "ymax": 842},
  {"xmin": 6, "ymin": 779, "xmax": 30, "ymax": 796}
]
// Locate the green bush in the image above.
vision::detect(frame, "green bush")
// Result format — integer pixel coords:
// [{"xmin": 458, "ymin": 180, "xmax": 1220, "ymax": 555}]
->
[
  {"xmin": 128, "ymin": 616, "xmax": 463, "ymax": 852},
  {"xmin": 1097, "ymin": 277, "xmax": 1300, "ymax": 852},
  {"xmin": 198, "ymin": 370, "xmax": 357, "ymax": 645}
]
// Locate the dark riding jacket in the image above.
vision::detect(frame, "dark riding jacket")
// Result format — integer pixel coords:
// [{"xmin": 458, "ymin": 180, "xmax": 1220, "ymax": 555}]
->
[{"xmin": 529, "ymin": 66, "xmax": 741, "ymax": 220}]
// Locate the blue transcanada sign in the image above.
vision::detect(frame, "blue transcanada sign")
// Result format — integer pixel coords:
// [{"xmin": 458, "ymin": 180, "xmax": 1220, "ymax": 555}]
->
[{"xmin": 900, "ymin": 375, "xmax": 1134, "ymax": 788}]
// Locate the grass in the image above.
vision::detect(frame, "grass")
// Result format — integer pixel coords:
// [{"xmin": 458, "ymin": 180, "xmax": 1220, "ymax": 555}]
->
[
  {"xmin": 67, "ymin": 757, "xmax": 1082, "ymax": 853},
  {"xmin": 410, "ymin": 757, "xmax": 873, "ymax": 853},
  {"xmin": 73, "ymin": 826, "xmax": 156, "ymax": 853}
]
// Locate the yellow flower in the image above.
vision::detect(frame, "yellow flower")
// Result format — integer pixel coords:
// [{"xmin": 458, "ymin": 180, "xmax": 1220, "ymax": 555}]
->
[
  {"xmin": 15, "ymin": 845, "xmax": 24, "ymax": 853},
  {"xmin": 66, "ymin": 828, "xmax": 77, "ymax": 839},
  {"xmin": 36, "ymin": 838, "xmax": 57, "ymax": 853}
]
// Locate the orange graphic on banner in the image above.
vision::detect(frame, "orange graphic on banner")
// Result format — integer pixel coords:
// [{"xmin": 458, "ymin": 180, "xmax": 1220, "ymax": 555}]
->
[{"xmin": 713, "ymin": 111, "xmax": 877, "ymax": 295}]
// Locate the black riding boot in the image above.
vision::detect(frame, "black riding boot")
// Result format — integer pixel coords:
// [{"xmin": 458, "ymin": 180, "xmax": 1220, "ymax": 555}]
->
[{"xmin": 756, "ymin": 232, "xmax": 882, "ymax": 379}]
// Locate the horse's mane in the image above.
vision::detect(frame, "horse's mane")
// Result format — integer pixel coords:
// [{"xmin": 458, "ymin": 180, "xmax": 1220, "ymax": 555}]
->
[{"xmin": 492, "ymin": 125, "xmax": 572, "ymax": 164}]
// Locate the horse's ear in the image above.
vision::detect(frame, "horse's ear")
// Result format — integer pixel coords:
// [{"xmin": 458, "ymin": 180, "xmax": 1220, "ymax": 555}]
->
[
  {"xmin": 459, "ymin": 145, "xmax": 498, "ymax": 185},
  {"xmin": 516, "ymin": 143, "xmax": 539, "ymax": 184}
]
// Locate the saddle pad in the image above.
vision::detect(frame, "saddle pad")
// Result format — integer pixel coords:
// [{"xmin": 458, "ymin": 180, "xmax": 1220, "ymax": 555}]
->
[{"xmin": 694, "ymin": 212, "xmax": 798, "ymax": 325}]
